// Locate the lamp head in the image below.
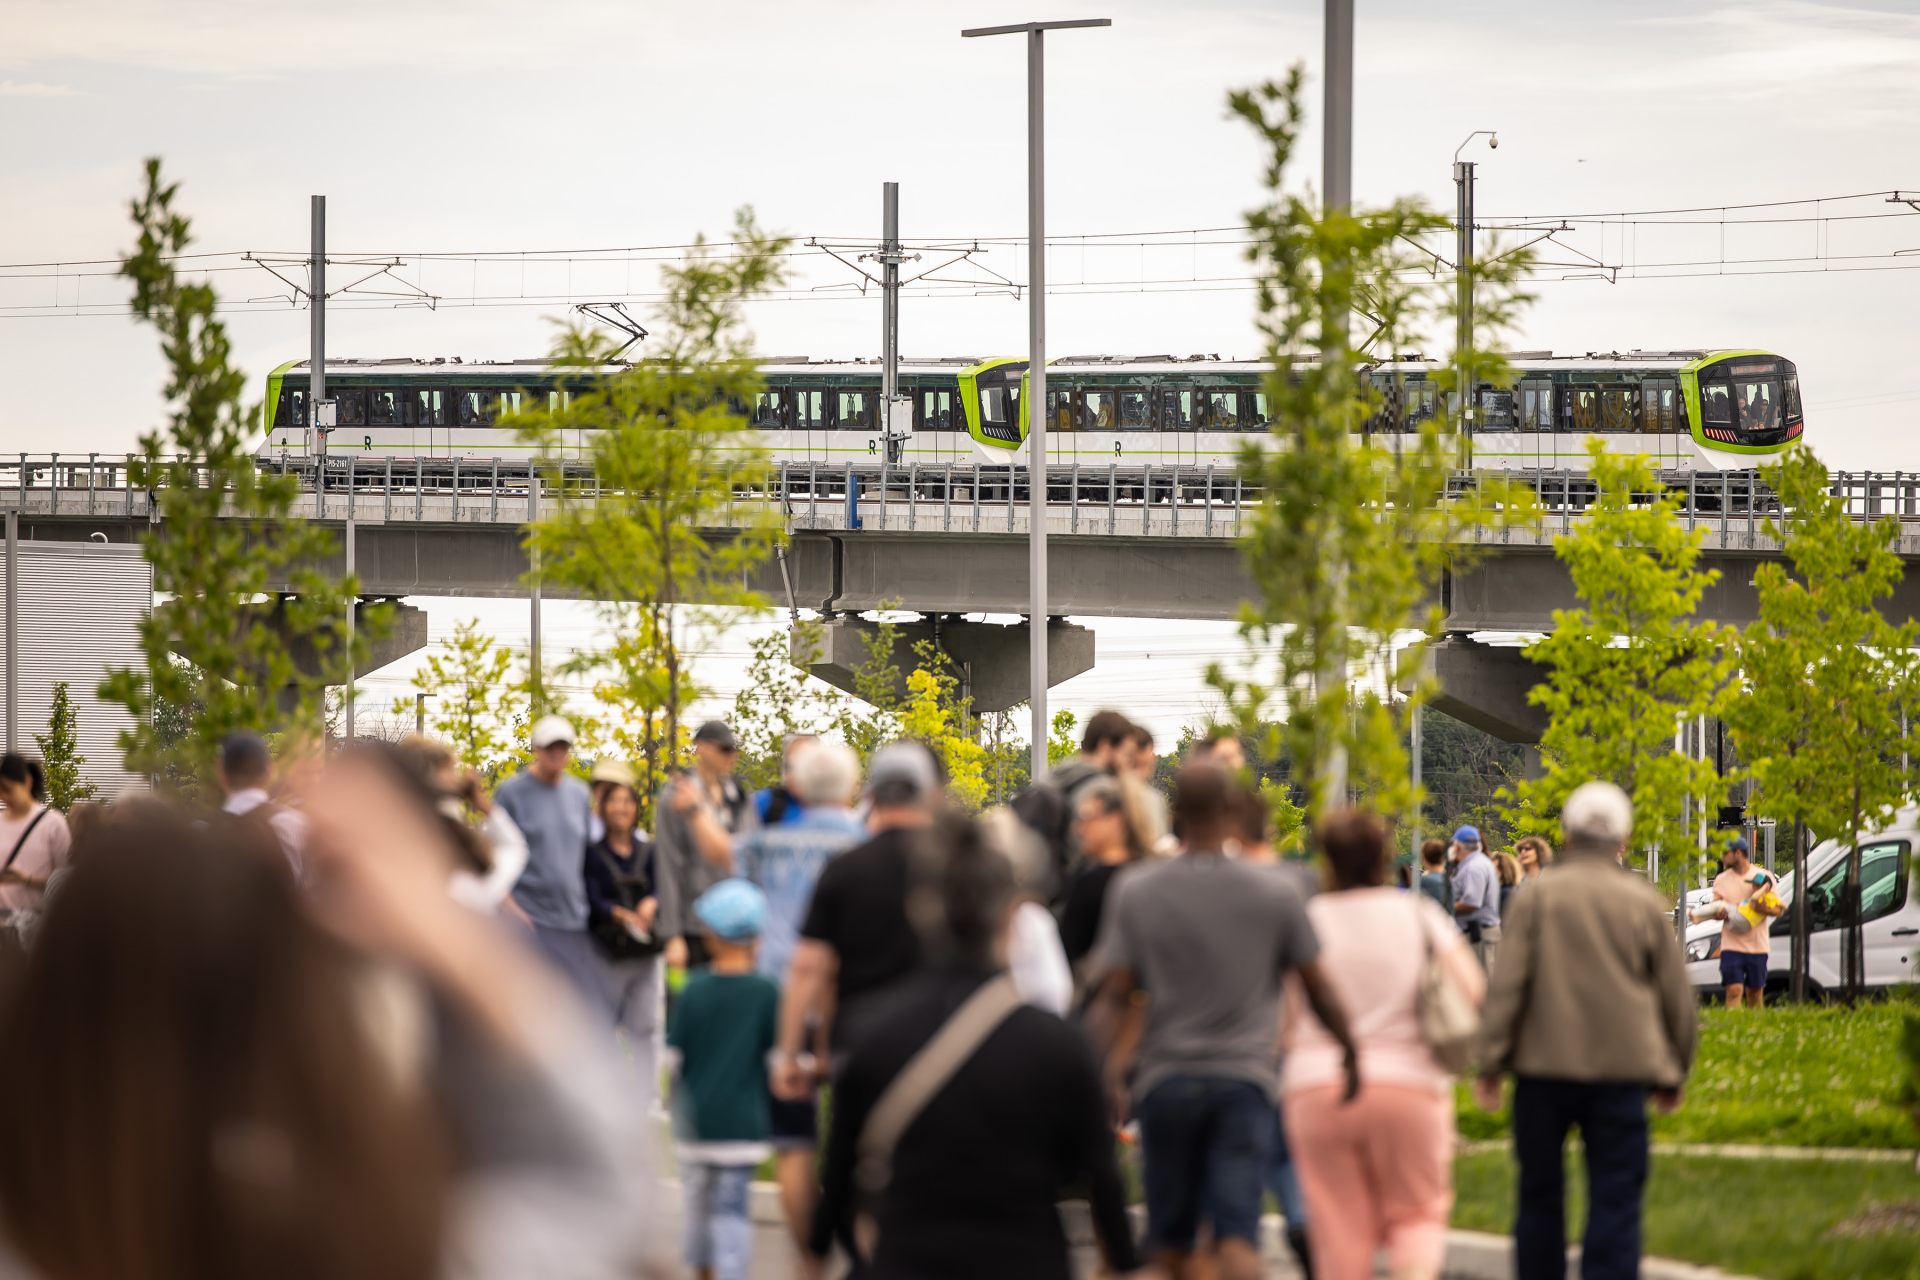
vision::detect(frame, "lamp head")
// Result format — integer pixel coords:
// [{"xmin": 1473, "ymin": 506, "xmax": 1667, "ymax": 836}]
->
[{"xmin": 1489, "ymin": 133, "xmax": 1499, "ymax": 149}]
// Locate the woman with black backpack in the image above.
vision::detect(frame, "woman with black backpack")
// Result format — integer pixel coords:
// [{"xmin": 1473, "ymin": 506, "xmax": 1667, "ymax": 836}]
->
[{"xmin": 584, "ymin": 780, "xmax": 665, "ymax": 1113}]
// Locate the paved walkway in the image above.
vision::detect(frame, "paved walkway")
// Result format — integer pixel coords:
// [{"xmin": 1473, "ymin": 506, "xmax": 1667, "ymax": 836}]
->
[{"xmin": 1460, "ymin": 1137, "xmax": 1918, "ymax": 1164}]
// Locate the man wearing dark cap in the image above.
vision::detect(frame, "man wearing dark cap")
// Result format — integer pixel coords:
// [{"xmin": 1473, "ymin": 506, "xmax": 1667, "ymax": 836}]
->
[
  {"xmin": 654, "ymin": 719, "xmax": 756, "ymax": 970},
  {"xmin": 1689, "ymin": 834, "xmax": 1782, "ymax": 1009},
  {"xmin": 217, "ymin": 730, "xmax": 305, "ymax": 879}
]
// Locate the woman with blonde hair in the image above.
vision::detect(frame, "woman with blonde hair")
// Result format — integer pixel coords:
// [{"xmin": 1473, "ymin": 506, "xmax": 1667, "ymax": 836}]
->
[
  {"xmin": 1514, "ymin": 835, "xmax": 1553, "ymax": 884},
  {"xmin": 1493, "ymin": 850, "xmax": 1522, "ymax": 921},
  {"xmin": 1055, "ymin": 777, "xmax": 1156, "ymax": 973}
]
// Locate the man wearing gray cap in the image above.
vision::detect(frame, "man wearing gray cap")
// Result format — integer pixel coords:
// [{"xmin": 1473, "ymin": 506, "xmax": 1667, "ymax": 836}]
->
[
  {"xmin": 495, "ymin": 714, "xmax": 608, "ymax": 1016},
  {"xmin": 654, "ymin": 719, "xmax": 756, "ymax": 970},
  {"xmin": 1475, "ymin": 781, "xmax": 1698, "ymax": 1280}
]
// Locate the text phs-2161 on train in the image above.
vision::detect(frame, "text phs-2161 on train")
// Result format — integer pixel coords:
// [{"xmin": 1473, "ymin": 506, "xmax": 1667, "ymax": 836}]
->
[{"xmin": 258, "ymin": 349, "xmax": 1803, "ymax": 471}]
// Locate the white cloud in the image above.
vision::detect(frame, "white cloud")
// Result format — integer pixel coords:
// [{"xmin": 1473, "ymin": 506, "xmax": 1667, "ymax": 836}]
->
[{"xmin": 0, "ymin": 79, "xmax": 75, "ymax": 96}]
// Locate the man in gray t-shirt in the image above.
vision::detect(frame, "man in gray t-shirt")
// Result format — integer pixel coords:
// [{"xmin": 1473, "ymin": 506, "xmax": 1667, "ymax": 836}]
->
[
  {"xmin": 1449, "ymin": 824, "xmax": 1502, "ymax": 971},
  {"xmin": 1091, "ymin": 766, "xmax": 1357, "ymax": 1279}
]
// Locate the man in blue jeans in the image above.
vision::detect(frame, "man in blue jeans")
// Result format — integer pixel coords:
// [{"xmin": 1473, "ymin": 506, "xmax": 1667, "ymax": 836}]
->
[
  {"xmin": 1092, "ymin": 765, "xmax": 1358, "ymax": 1280},
  {"xmin": 1476, "ymin": 782, "xmax": 1698, "ymax": 1280}
]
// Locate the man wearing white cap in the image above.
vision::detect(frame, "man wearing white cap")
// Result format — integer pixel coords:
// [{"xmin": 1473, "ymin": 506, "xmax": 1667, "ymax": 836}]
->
[
  {"xmin": 494, "ymin": 714, "xmax": 609, "ymax": 1018},
  {"xmin": 1475, "ymin": 781, "xmax": 1697, "ymax": 1280}
]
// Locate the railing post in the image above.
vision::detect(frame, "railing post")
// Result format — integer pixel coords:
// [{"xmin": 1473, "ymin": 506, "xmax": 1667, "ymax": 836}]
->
[
  {"xmin": 49, "ymin": 452, "xmax": 59, "ymax": 516},
  {"xmin": 1109, "ymin": 463, "xmax": 1117, "ymax": 535},
  {"xmin": 490, "ymin": 458, "xmax": 499, "ymax": 523},
  {"xmin": 88, "ymin": 452, "xmax": 98, "ymax": 516},
  {"xmin": 416, "ymin": 458, "xmax": 424, "ymax": 521},
  {"xmin": 1687, "ymin": 472, "xmax": 1696, "ymax": 533},
  {"xmin": 972, "ymin": 466, "xmax": 981, "ymax": 531},
  {"xmin": 1071, "ymin": 464, "xmax": 1080, "ymax": 535},
  {"xmin": 384, "ymin": 458, "xmax": 392, "ymax": 522},
  {"xmin": 943, "ymin": 464, "xmax": 953, "ymax": 532}
]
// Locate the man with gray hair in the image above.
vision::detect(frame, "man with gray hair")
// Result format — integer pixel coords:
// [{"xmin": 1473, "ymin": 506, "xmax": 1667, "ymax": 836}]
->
[
  {"xmin": 731, "ymin": 737, "xmax": 866, "ymax": 1251},
  {"xmin": 1475, "ymin": 781, "xmax": 1698, "ymax": 1280}
]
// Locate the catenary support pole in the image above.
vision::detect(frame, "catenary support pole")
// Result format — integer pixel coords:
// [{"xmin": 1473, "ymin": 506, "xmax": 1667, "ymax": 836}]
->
[
  {"xmin": 344, "ymin": 517, "xmax": 356, "ymax": 741},
  {"xmin": 1320, "ymin": 0, "xmax": 1353, "ymax": 809},
  {"xmin": 529, "ymin": 473, "xmax": 542, "ymax": 700},
  {"xmin": 311, "ymin": 195, "xmax": 326, "ymax": 472},
  {"xmin": 4, "ymin": 511, "xmax": 14, "ymax": 753},
  {"xmin": 881, "ymin": 182, "xmax": 902, "ymax": 464}
]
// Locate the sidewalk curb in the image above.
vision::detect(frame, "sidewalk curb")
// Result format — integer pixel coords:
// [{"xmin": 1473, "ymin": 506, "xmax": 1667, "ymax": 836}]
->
[
  {"xmin": 1460, "ymin": 1138, "xmax": 1919, "ymax": 1165},
  {"xmin": 730, "ymin": 1186, "xmax": 1764, "ymax": 1278}
]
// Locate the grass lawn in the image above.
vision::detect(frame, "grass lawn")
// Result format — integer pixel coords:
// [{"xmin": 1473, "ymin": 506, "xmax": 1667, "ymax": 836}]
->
[
  {"xmin": 1453, "ymin": 1150, "xmax": 1920, "ymax": 1280},
  {"xmin": 1457, "ymin": 1001, "xmax": 1919, "ymax": 1149}
]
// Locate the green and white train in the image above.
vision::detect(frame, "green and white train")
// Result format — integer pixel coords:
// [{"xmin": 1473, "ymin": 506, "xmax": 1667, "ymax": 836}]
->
[{"xmin": 257, "ymin": 349, "xmax": 1803, "ymax": 472}]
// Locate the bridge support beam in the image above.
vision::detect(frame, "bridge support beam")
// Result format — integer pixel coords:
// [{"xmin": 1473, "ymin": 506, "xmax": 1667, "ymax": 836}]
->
[{"xmin": 795, "ymin": 615, "xmax": 1095, "ymax": 715}]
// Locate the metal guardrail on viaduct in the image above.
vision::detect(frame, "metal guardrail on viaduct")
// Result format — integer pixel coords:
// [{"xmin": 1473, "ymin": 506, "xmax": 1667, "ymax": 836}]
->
[{"xmin": 8, "ymin": 453, "xmax": 1920, "ymax": 629}]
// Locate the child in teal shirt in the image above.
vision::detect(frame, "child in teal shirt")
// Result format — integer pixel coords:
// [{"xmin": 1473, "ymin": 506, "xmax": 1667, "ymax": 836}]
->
[{"xmin": 668, "ymin": 879, "xmax": 778, "ymax": 1280}]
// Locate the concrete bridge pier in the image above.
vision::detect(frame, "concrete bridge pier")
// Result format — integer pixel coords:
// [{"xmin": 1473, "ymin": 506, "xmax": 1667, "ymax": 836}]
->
[
  {"xmin": 794, "ymin": 614, "xmax": 1095, "ymax": 715},
  {"xmin": 1424, "ymin": 637, "xmax": 1550, "ymax": 744},
  {"xmin": 167, "ymin": 597, "xmax": 430, "ymax": 717}
]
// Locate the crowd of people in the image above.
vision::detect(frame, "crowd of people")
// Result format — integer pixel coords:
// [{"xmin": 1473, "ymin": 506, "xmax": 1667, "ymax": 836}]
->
[{"xmin": 0, "ymin": 712, "xmax": 1705, "ymax": 1280}]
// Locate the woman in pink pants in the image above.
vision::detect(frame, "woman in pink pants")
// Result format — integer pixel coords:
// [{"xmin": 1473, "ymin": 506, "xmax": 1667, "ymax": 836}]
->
[{"xmin": 1281, "ymin": 810, "xmax": 1485, "ymax": 1280}]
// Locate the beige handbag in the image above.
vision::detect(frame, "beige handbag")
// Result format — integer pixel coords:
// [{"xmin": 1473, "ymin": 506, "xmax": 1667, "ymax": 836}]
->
[{"xmin": 1413, "ymin": 898, "xmax": 1481, "ymax": 1073}]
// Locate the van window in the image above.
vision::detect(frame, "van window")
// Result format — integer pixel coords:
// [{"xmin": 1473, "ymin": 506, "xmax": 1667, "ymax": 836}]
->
[{"xmin": 1805, "ymin": 840, "xmax": 1909, "ymax": 931}]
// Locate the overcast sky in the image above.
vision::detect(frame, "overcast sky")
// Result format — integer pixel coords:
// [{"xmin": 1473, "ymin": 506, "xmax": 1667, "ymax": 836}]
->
[{"xmin": 5, "ymin": 0, "xmax": 1918, "ymax": 746}]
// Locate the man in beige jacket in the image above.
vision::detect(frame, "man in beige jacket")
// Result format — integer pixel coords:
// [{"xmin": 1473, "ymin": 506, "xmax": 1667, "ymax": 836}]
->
[{"xmin": 1475, "ymin": 781, "xmax": 1698, "ymax": 1280}]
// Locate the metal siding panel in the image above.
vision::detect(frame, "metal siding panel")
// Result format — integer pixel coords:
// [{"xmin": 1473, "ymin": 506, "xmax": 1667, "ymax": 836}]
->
[{"xmin": 3, "ymin": 542, "xmax": 151, "ymax": 798}]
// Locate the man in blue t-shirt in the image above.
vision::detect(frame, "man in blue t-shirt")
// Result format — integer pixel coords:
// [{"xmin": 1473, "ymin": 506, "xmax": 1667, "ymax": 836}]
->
[{"xmin": 495, "ymin": 715, "xmax": 608, "ymax": 1018}]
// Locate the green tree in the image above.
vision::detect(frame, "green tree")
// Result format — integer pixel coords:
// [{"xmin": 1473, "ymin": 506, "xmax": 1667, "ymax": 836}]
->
[
  {"xmin": 1210, "ymin": 70, "xmax": 1534, "ymax": 822},
  {"xmin": 395, "ymin": 619, "xmax": 520, "ymax": 776},
  {"xmin": 1046, "ymin": 709, "xmax": 1079, "ymax": 768},
  {"xmin": 1502, "ymin": 443, "xmax": 1736, "ymax": 884},
  {"xmin": 99, "ymin": 160, "xmax": 381, "ymax": 790},
  {"xmin": 33, "ymin": 682, "xmax": 98, "ymax": 810},
  {"xmin": 730, "ymin": 623, "xmax": 845, "ymax": 792},
  {"xmin": 1726, "ymin": 446, "xmax": 1920, "ymax": 1000},
  {"xmin": 516, "ymin": 210, "xmax": 789, "ymax": 794}
]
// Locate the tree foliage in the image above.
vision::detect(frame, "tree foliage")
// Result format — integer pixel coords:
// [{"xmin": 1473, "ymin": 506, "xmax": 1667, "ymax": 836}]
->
[
  {"xmin": 394, "ymin": 619, "xmax": 521, "ymax": 776},
  {"xmin": 1726, "ymin": 446, "xmax": 1920, "ymax": 997},
  {"xmin": 1210, "ymin": 69, "xmax": 1534, "ymax": 822},
  {"xmin": 1503, "ymin": 443, "xmax": 1736, "ymax": 883},
  {"xmin": 516, "ymin": 209, "xmax": 790, "ymax": 799},
  {"xmin": 100, "ymin": 160, "xmax": 381, "ymax": 790},
  {"xmin": 33, "ymin": 683, "xmax": 97, "ymax": 810}
]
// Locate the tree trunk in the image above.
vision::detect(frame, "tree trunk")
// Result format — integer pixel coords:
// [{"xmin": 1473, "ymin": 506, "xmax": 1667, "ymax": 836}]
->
[
  {"xmin": 1844, "ymin": 798, "xmax": 1865, "ymax": 1004},
  {"xmin": 1790, "ymin": 816, "xmax": 1809, "ymax": 1003}
]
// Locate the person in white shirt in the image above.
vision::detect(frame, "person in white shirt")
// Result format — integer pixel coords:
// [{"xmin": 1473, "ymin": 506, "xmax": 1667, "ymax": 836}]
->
[{"xmin": 218, "ymin": 731, "xmax": 306, "ymax": 879}]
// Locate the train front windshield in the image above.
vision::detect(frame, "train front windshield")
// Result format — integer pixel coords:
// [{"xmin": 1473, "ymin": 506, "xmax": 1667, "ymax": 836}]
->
[{"xmin": 1697, "ymin": 355, "xmax": 1803, "ymax": 447}]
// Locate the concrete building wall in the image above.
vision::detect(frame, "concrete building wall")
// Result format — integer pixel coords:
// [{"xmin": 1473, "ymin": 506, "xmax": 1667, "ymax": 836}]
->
[{"xmin": 3, "ymin": 541, "xmax": 150, "ymax": 798}]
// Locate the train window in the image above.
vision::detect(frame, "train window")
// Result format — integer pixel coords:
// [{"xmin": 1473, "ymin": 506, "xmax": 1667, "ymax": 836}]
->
[
  {"xmin": 919, "ymin": 387, "xmax": 957, "ymax": 431},
  {"xmin": 1161, "ymin": 389, "xmax": 1195, "ymax": 430},
  {"xmin": 368, "ymin": 389, "xmax": 401, "ymax": 425},
  {"xmin": 794, "ymin": 390, "xmax": 825, "ymax": 429},
  {"xmin": 1641, "ymin": 382, "xmax": 1677, "ymax": 433},
  {"xmin": 1045, "ymin": 391, "xmax": 1078, "ymax": 433},
  {"xmin": 278, "ymin": 385, "xmax": 308, "ymax": 428},
  {"xmin": 1783, "ymin": 373, "xmax": 1802, "ymax": 423},
  {"xmin": 1700, "ymin": 381, "xmax": 1732, "ymax": 425},
  {"xmin": 452, "ymin": 390, "xmax": 494, "ymax": 427},
  {"xmin": 1201, "ymin": 389, "xmax": 1241, "ymax": 430},
  {"xmin": 333, "ymin": 389, "xmax": 366, "ymax": 427},
  {"xmin": 409, "ymin": 389, "xmax": 445, "ymax": 427},
  {"xmin": 1599, "ymin": 387, "xmax": 1637, "ymax": 433},
  {"xmin": 751, "ymin": 390, "xmax": 789, "ymax": 429},
  {"xmin": 834, "ymin": 390, "xmax": 874, "ymax": 431},
  {"xmin": 1476, "ymin": 388, "xmax": 1517, "ymax": 429},
  {"xmin": 1406, "ymin": 383, "xmax": 1439, "ymax": 428},
  {"xmin": 1558, "ymin": 386, "xmax": 1597, "ymax": 432},
  {"xmin": 1082, "ymin": 389, "xmax": 1117, "ymax": 430},
  {"xmin": 1518, "ymin": 384, "xmax": 1550, "ymax": 433},
  {"xmin": 1246, "ymin": 391, "xmax": 1270, "ymax": 428},
  {"xmin": 1118, "ymin": 389, "xmax": 1152, "ymax": 430},
  {"xmin": 979, "ymin": 385, "xmax": 1014, "ymax": 431},
  {"xmin": 1734, "ymin": 376, "xmax": 1779, "ymax": 432}
]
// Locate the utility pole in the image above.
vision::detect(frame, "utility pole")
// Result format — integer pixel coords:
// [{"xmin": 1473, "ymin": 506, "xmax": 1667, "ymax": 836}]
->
[
  {"xmin": 879, "ymin": 182, "xmax": 908, "ymax": 465},
  {"xmin": 1453, "ymin": 131, "xmax": 1496, "ymax": 469},
  {"xmin": 529, "ymin": 473, "xmax": 543, "ymax": 706},
  {"xmin": 962, "ymin": 16, "xmax": 1112, "ymax": 782},
  {"xmin": 1319, "ymin": 0, "xmax": 1353, "ymax": 811},
  {"xmin": 4, "ymin": 511, "xmax": 15, "ymax": 753},
  {"xmin": 311, "ymin": 196, "xmax": 331, "ymax": 471}
]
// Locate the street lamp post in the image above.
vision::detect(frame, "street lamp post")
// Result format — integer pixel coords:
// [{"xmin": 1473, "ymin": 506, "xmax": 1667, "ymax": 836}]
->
[{"xmin": 961, "ymin": 16, "xmax": 1111, "ymax": 781}]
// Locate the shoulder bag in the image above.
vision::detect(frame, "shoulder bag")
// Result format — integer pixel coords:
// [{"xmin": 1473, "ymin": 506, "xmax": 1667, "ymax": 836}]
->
[
  {"xmin": 1, "ymin": 808, "xmax": 52, "ymax": 879},
  {"xmin": 852, "ymin": 974, "xmax": 1024, "ymax": 1261},
  {"xmin": 1412, "ymin": 896, "xmax": 1481, "ymax": 1074}
]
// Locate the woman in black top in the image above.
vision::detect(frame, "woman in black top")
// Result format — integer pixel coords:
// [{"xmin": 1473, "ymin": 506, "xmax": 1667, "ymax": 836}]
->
[
  {"xmin": 581, "ymin": 782, "xmax": 664, "ymax": 1111},
  {"xmin": 1056, "ymin": 777, "xmax": 1154, "ymax": 971},
  {"xmin": 805, "ymin": 818, "xmax": 1143, "ymax": 1280}
]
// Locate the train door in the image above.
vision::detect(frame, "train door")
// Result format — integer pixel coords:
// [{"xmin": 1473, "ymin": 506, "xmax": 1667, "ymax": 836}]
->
[
  {"xmin": 412, "ymin": 389, "xmax": 447, "ymax": 459},
  {"xmin": 1160, "ymin": 385, "xmax": 1198, "ymax": 470},
  {"xmin": 793, "ymin": 386, "xmax": 825, "ymax": 464}
]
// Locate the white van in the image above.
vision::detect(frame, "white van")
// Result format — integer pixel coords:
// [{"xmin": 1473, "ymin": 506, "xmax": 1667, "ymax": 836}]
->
[{"xmin": 1684, "ymin": 809, "xmax": 1918, "ymax": 996}]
